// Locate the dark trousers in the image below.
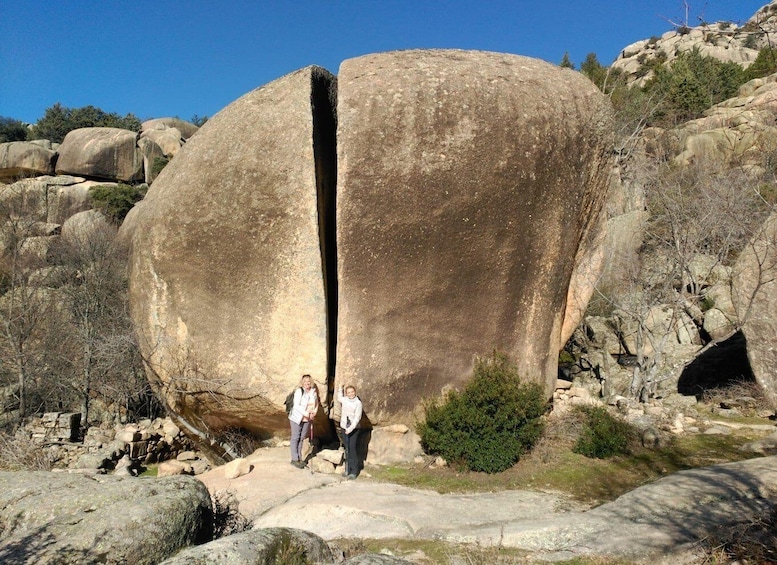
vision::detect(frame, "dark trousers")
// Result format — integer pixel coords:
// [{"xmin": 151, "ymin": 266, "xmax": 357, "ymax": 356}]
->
[{"xmin": 341, "ymin": 428, "xmax": 361, "ymax": 475}]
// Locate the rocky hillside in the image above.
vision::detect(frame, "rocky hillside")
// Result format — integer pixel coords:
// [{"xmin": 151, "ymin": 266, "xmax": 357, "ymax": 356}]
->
[{"xmin": 612, "ymin": 0, "xmax": 777, "ymax": 86}]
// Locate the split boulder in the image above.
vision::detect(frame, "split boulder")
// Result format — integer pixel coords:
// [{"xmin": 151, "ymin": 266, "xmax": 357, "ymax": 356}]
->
[{"xmin": 733, "ymin": 211, "xmax": 777, "ymax": 407}]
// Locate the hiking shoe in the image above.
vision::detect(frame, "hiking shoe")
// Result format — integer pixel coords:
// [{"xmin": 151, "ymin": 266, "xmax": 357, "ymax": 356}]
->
[
  {"xmin": 291, "ymin": 460, "xmax": 305, "ymax": 468},
  {"xmin": 346, "ymin": 474, "xmax": 357, "ymax": 480}
]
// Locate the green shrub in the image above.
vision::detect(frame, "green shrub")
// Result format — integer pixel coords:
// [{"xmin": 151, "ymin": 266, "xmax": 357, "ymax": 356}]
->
[
  {"xmin": 151, "ymin": 156, "xmax": 169, "ymax": 178},
  {"xmin": 573, "ymin": 405, "xmax": 634, "ymax": 459},
  {"xmin": 0, "ymin": 116, "xmax": 27, "ymax": 143},
  {"xmin": 417, "ymin": 352, "xmax": 547, "ymax": 473},
  {"xmin": 699, "ymin": 295, "xmax": 716, "ymax": 312},
  {"xmin": 89, "ymin": 183, "xmax": 147, "ymax": 224},
  {"xmin": 28, "ymin": 103, "xmax": 141, "ymax": 144},
  {"xmin": 744, "ymin": 47, "xmax": 777, "ymax": 81},
  {"xmin": 644, "ymin": 48, "xmax": 747, "ymax": 126}
]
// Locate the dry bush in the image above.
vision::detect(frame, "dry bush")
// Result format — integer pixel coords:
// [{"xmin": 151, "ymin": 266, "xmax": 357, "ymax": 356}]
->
[
  {"xmin": 531, "ymin": 409, "xmax": 589, "ymax": 464},
  {"xmin": 211, "ymin": 489, "xmax": 251, "ymax": 539},
  {"xmin": 0, "ymin": 431, "xmax": 55, "ymax": 471},
  {"xmin": 700, "ymin": 506, "xmax": 777, "ymax": 564},
  {"xmin": 701, "ymin": 379, "xmax": 772, "ymax": 417},
  {"xmin": 217, "ymin": 427, "xmax": 265, "ymax": 458}
]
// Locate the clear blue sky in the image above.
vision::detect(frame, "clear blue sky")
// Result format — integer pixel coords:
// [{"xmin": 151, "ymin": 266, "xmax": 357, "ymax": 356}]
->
[{"xmin": 0, "ymin": 1, "xmax": 767, "ymax": 124}]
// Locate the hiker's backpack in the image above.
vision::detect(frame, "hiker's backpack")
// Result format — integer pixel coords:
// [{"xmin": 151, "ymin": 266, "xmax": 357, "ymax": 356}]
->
[{"xmin": 284, "ymin": 387, "xmax": 303, "ymax": 415}]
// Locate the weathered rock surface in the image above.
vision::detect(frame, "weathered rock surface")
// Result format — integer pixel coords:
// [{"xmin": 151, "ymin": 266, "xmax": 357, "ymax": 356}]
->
[
  {"xmin": 0, "ymin": 471, "xmax": 212, "ymax": 565},
  {"xmin": 160, "ymin": 527, "xmax": 334, "ymax": 565},
  {"xmin": 335, "ymin": 50, "xmax": 615, "ymax": 422},
  {"xmin": 0, "ymin": 141, "xmax": 56, "ymax": 180},
  {"xmin": 56, "ymin": 127, "xmax": 143, "ymax": 182},
  {"xmin": 229, "ymin": 448, "xmax": 776, "ymax": 564},
  {"xmin": 124, "ymin": 66, "xmax": 336, "ymax": 435},
  {"xmin": 0, "ymin": 175, "xmax": 97, "ymax": 225},
  {"xmin": 141, "ymin": 117, "xmax": 200, "ymax": 141},
  {"xmin": 733, "ymin": 211, "xmax": 777, "ymax": 408}
]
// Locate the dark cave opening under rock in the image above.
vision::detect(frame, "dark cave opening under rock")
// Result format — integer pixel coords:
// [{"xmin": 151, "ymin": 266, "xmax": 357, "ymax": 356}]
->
[{"xmin": 677, "ymin": 331, "xmax": 755, "ymax": 399}]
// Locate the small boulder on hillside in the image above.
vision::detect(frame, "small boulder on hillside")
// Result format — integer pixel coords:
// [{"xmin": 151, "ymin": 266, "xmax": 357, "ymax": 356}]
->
[
  {"xmin": 0, "ymin": 141, "xmax": 56, "ymax": 181},
  {"xmin": 56, "ymin": 127, "xmax": 143, "ymax": 183},
  {"xmin": 141, "ymin": 117, "xmax": 199, "ymax": 140}
]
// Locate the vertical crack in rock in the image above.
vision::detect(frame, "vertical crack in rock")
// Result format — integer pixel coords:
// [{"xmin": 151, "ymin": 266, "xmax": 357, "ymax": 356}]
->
[{"xmin": 311, "ymin": 67, "xmax": 338, "ymax": 403}]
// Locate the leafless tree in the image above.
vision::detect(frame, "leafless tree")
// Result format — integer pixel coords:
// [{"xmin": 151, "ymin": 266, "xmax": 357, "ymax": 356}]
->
[
  {"xmin": 45, "ymin": 219, "xmax": 145, "ymax": 425},
  {"xmin": 592, "ymin": 149, "xmax": 777, "ymax": 401},
  {"xmin": 0, "ymin": 182, "xmax": 57, "ymax": 423}
]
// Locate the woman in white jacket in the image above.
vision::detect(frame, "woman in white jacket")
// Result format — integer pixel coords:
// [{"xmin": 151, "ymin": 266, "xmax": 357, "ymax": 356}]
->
[
  {"xmin": 337, "ymin": 384, "xmax": 363, "ymax": 479},
  {"xmin": 288, "ymin": 374, "xmax": 318, "ymax": 468}
]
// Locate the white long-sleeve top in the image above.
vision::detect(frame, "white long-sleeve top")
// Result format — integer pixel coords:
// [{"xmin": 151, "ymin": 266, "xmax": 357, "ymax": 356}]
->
[
  {"xmin": 337, "ymin": 388, "xmax": 363, "ymax": 435},
  {"xmin": 288, "ymin": 387, "xmax": 318, "ymax": 425}
]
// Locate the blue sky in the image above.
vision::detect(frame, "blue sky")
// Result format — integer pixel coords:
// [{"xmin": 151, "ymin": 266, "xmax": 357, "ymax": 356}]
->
[{"xmin": 0, "ymin": 1, "xmax": 767, "ymax": 124}]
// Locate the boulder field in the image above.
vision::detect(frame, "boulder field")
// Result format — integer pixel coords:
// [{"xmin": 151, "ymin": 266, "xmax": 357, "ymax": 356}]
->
[{"xmin": 123, "ymin": 49, "xmax": 616, "ymax": 436}]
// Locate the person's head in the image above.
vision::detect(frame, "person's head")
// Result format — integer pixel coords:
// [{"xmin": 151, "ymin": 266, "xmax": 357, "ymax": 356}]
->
[
  {"xmin": 345, "ymin": 385, "xmax": 356, "ymax": 399},
  {"xmin": 301, "ymin": 374, "xmax": 312, "ymax": 390}
]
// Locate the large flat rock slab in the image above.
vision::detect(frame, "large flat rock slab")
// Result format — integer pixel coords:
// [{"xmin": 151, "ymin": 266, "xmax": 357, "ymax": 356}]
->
[
  {"xmin": 335, "ymin": 49, "xmax": 615, "ymax": 422},
  {"xmin": 0, "ymin": 472, "xmax": 212, "ymax": 565},
  {"xmin": 253, "ymin": 481, "xmax": 581, "ymax": 540},
  {"xmin": 205, "ymin": 448, "xmax": 777, "ymax": 564}
]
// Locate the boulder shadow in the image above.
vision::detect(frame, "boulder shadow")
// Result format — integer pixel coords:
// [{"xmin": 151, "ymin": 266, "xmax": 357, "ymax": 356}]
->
[{"xmin": 677, "ymin": 331, "xmax": 755, "ymax": 398}]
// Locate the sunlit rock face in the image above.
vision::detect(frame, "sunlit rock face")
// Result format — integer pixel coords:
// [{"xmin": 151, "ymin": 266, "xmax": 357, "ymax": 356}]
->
[
  {"xmin": 334, "ymin": 50, "xmax": 615, "ymax": 423},
  {"xmin": 56, "ymin": 127, "xmax": 143, "ymax": 182},
  {"xmin": 733, "ymin": 211, "xmax": 777, "ymax": 409},
  {"xmin": 124, "ymin": 66, "xmax": 336, "ymax": 435}
]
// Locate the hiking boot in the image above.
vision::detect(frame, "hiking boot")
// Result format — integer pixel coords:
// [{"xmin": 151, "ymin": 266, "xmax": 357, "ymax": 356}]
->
[
  {"xmin": 291, "ymin": 460, "xmax": 305, "ymax": 468},
  {"xmin": 347, "ymin": 474, "xmax": 357, "ymax": 480}
]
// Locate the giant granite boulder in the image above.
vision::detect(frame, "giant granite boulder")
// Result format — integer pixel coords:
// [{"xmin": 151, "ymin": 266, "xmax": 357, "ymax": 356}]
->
[
  {"xmin": 124, "ymin": 66, "xmax": 336, "ymax": 435},
  {"xmin": 125, "ymin": 50, "xmax": 614, "ymax": 435},
  {"xmin": 56, "ymin": 127, "xmax": 143, "ymax": 183},
  {"xmin": 334, "ymin": 50, "xmax": 614, "ymax": 422},
  {"xmin": 0, "ymin": 141, "xmax": 56, "ymax": 181}
]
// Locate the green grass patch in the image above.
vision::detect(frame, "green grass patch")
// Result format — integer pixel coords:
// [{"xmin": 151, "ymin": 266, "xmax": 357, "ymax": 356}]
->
[
  {"xmin": 138, "ymin": 464, "xmax": 158, "ymax": 477},
  {"xmin": 333, "ymin": 537, "xmax": 634, "ymax": 564},
  {"xmin": 367, "ymin": 427, "xmax": 766, "ymax": 506}
]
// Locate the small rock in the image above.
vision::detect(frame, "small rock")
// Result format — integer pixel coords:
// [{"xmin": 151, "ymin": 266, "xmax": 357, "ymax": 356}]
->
[
  {"xmin": 223, "ymin": 458, "xmax": 253, "ymax": 479},
  {"xmin": 158, "ymin": 460, "xmax": 193, "ymax": 477}
]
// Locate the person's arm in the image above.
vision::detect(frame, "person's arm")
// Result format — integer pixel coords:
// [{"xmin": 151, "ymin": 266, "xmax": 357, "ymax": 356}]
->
[{"xmin": 309, "ymin": 389, "xmax": 319, "ymax": 418}]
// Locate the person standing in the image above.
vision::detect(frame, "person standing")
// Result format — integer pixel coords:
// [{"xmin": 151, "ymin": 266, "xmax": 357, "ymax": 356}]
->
[
  {"xmin": 288, "ymin": 374, "xmax": 318, "ymax": 468},
  {"xmin": 337, "ymin": 384, "xmax": 363, "ymax": 479}
]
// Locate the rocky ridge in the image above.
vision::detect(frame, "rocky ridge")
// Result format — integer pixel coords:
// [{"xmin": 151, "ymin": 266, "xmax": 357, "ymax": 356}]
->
[{"xmin": 611, "ymin": 1, "xmax": 777, "ymax": 87}]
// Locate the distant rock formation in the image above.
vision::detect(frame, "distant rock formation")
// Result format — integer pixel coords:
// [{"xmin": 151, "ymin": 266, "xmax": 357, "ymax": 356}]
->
[
  {"xmin": 55, "ymin": 127, "xmax": 144, "ymax": 183},
  {"xmin": 0, "ymin": 117, "xmax": 197, "ymax": 185},
  {"xmin": 0, "ymin": 141, "xmax": 56, "ymax": 181},
  {"xmin": 610, "ymin": 1, "xmax": 777, "ymax": 87}
]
